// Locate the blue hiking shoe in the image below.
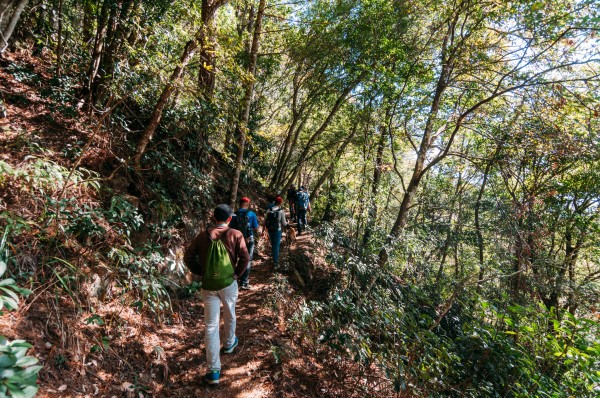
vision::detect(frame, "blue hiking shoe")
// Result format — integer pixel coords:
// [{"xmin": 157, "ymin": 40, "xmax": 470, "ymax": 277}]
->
[
  {"xmin": 204, "ymin": 369, "xmax": 220, "ymax": 385},
  {"xmin": 222, "ymin": 336, "xmax": 238, "ymax": 354}
]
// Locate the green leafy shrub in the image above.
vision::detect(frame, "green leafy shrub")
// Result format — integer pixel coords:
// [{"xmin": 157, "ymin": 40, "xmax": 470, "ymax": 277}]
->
[
  {"xmin": 288, "ymin": 228, "xmax": 600, "ymax": 397},
  {"xmin": 0, "ymin": 337, "xmax": 42, "ymax": 398},
  {"xmin": 5, "ymin": 63, "xmax": 40, "ymax": 86},
  {"xmin": 108, "ymin": 243, "xmax": 173, "ymax": 316},
  {"xmin": 0, "ymin": 227, "xmax": 32, "ymax": 313},
  {"xmin": 0, "ymin": 228, "xmax": 40, "ymax": 398}
]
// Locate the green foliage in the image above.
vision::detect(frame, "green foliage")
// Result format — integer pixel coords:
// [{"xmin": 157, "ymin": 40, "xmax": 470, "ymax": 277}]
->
[
  {"xmin": 40, "ymin": 75, "xmax": 80, "ymax": 117},
  {"xmin": 1, "ymin": 156, "xmax": 178, "ymax": 317},
  {"xmin": 108, "ymin": 243, "xmax": 174, "ymax": 316},
  {"xmin": 289, "ymin": 228, "xmax": 600, "ymax": 397},
  {"xmin": 4, "ymin": 63, "xmax": 41, "ymax": 86},
  {"xmin": 0, "ymin": 228, "xmax": 32, "ymax": 314},
  {"xmin": 0, "ymin": 159, "xmax": 100, "ymax": 198},
  {"xmin": 179, "ymin": 281, "xmax": 201, "ymax": 298},
  {"xmin": 2, "ymin": 0, "xmax": 598, "ymax": 395},
  {"xmin": 495, "ymin": 304, "xmax": 600, "ymax": 397},
  {"xmin": 0, "ymin": 231, "xmax": 39, "ymax": 398},
  {"xmin": 0, "ymin": 337, "xmax": 42, "ymax": 398},
  {"xmin": 105, "ymin": 196, "xmax": 144, "ymax": 240}
]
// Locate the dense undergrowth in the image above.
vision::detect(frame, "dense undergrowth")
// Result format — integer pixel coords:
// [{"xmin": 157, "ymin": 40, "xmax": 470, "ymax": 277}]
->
[{"xmin": 270, "ymin": 224, "xmax": 600, "ymax": 398}]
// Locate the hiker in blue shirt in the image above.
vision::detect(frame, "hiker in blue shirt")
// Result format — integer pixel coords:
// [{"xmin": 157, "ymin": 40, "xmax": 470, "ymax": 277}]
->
[
  {"xmin": 296, "ymin": 186, "xmax": 311, "ymax": 235},
  {"xmin": 230, "ymin": 197, "xmax": 260, "ymax": 289}
]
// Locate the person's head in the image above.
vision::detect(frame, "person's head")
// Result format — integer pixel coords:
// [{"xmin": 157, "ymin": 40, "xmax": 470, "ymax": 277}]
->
[
  {"xmin": 239, "ymin": 197, "xmax": 251, "ymax": 209},
  {"xmin": 267, "ymin": 194, "xmax": 276, "ymax": 203},
  {"xmin": 290, "ymin": 184, "xmax": 295, "ymax": 189},
  {"xmin": 213, "ymin": 204, "xmax": 233, "ymax": 224},
  {"xmin": 275, "ymin": 196, "xmax": 283, "ymax": 205},
  {"xmin": 300, "ymin": 185, "xmax": 306, "ymax": 191}
]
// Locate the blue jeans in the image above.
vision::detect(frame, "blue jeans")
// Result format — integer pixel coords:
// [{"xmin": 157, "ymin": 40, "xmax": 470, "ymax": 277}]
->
[
  {"xmin": 239, "ymin": 239, "xmax": 254, "ymax": 286},
  {"xmin": 268, "ymin": 230, "xmax": 282, "ymax": 264},
  {"xmin": 297, "ymin": 209, "xmax": 307, "ymax": 233}
]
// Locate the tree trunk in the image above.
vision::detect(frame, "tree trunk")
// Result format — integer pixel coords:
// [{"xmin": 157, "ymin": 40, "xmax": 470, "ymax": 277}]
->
[
  {"xmin": 475, "ymin": 162, "xmax": 492, "ymax": 293},
  {"xmin": 133, "ymin": 39, "xmax": 199, "ymax": 170},
  {"xmin": 198, "ymin": 0, "xmax": 229, "ymax": 97},
  {"xmin": 511, "ymin": 216, "xmax": 525, "ymax": 297},
  {"xmin": 0, "ymin": 0, "xmax": 14, "ymax": 21},
  {"xmin": 56, "ymin": 0, "xmax": 63, "ymax": 76},
  {"xmin": 270, "ymin": 71, "xmax": 301, "ymax": 189},
  {"xmin": 228, "ymin": 0, "xmax": 265, "ymax": 205},
  {"xmin": 82, "ymin": 0, "xmax": 94, "ymax": 45},
  {"xmin": 84, "ymin": 0, "xmax": 110, "ymax": 106},
  {"xmin": 362, "ymin": 126, "xmax": 386, "ymax": 250},
  {"xmin": 377, "ymin": 27, "xmax": 452, "ymax": 266},
  {"xmin": 273, "ymin": 113, "xmax": 308, "ymax": 189},
  {"xmin": 0, "ymin": 0, "xmax": 28, "ymax": 53},
  {"xmin": 91, "ymin": 0, "xmax": 138, "ymax": 104}
]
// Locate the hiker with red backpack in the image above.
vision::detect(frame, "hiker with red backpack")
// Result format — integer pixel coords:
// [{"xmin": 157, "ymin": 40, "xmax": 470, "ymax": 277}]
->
[
  {"xmin": 183, "ymin": 204, "xmax": 249, "ymax": 386},
  {"xmin": 230, "ymin": 197, "xmax": 259, "ymax": 289},
  {"xmin": 264, "ymin": 196, "xmax": 288, "ymax": 268},
  {"xmin": 296, "ymin": 186, "xmax": 311, "ymax": 235}
]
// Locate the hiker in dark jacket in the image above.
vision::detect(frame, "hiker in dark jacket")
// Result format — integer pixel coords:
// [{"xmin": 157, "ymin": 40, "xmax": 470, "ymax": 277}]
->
[
  {"xmin": 286, "ymin": 184, "xmax": 297, "ymax": 221},
  {"xmin": 265, "ymin": 196, "xmax": 287, "ymax": 267},
  {"xmin": 183, "ymin": 204, "xmax": 249, "ymax": 386},
  {"xmin": 230, "ymin": 197, "xmax": 259, "ymax": 289}
]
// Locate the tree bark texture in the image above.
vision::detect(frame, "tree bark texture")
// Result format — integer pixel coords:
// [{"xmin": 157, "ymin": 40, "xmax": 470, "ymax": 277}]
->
[
  {"xmin": 0, "ymin": 0, "xmax": 28, "ymax": 53},
  {"xmin": 198, "ymin": 0, "xmax": 229, "ymax": 97}
]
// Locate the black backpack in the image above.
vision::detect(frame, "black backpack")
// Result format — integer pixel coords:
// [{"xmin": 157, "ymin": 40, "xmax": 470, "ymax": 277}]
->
[
  {"xmin": 266, "ymin": 209, "xmax": 281, "ymax": 232},
  {"xmin": 232, "ymin": 210, "xmax": 251, "ymax": 238}
]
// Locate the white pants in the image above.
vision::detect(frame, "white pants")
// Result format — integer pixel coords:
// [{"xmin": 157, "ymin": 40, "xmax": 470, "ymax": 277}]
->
[{"xmin": 201, "ymin": 280, "xmax": 238, "ymax": 371}]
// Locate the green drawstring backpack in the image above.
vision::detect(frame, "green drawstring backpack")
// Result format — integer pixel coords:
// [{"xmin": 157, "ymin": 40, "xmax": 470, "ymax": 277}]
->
[{"xmin": 202, "ymin": 229, "xmax": 235, "ymax": 291}]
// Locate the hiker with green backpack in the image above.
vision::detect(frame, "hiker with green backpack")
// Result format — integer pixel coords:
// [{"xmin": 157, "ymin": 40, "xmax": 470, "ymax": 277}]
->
[{"xmin": 183, "ymin": 204, "xmax": 250, "ymax": 386}]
